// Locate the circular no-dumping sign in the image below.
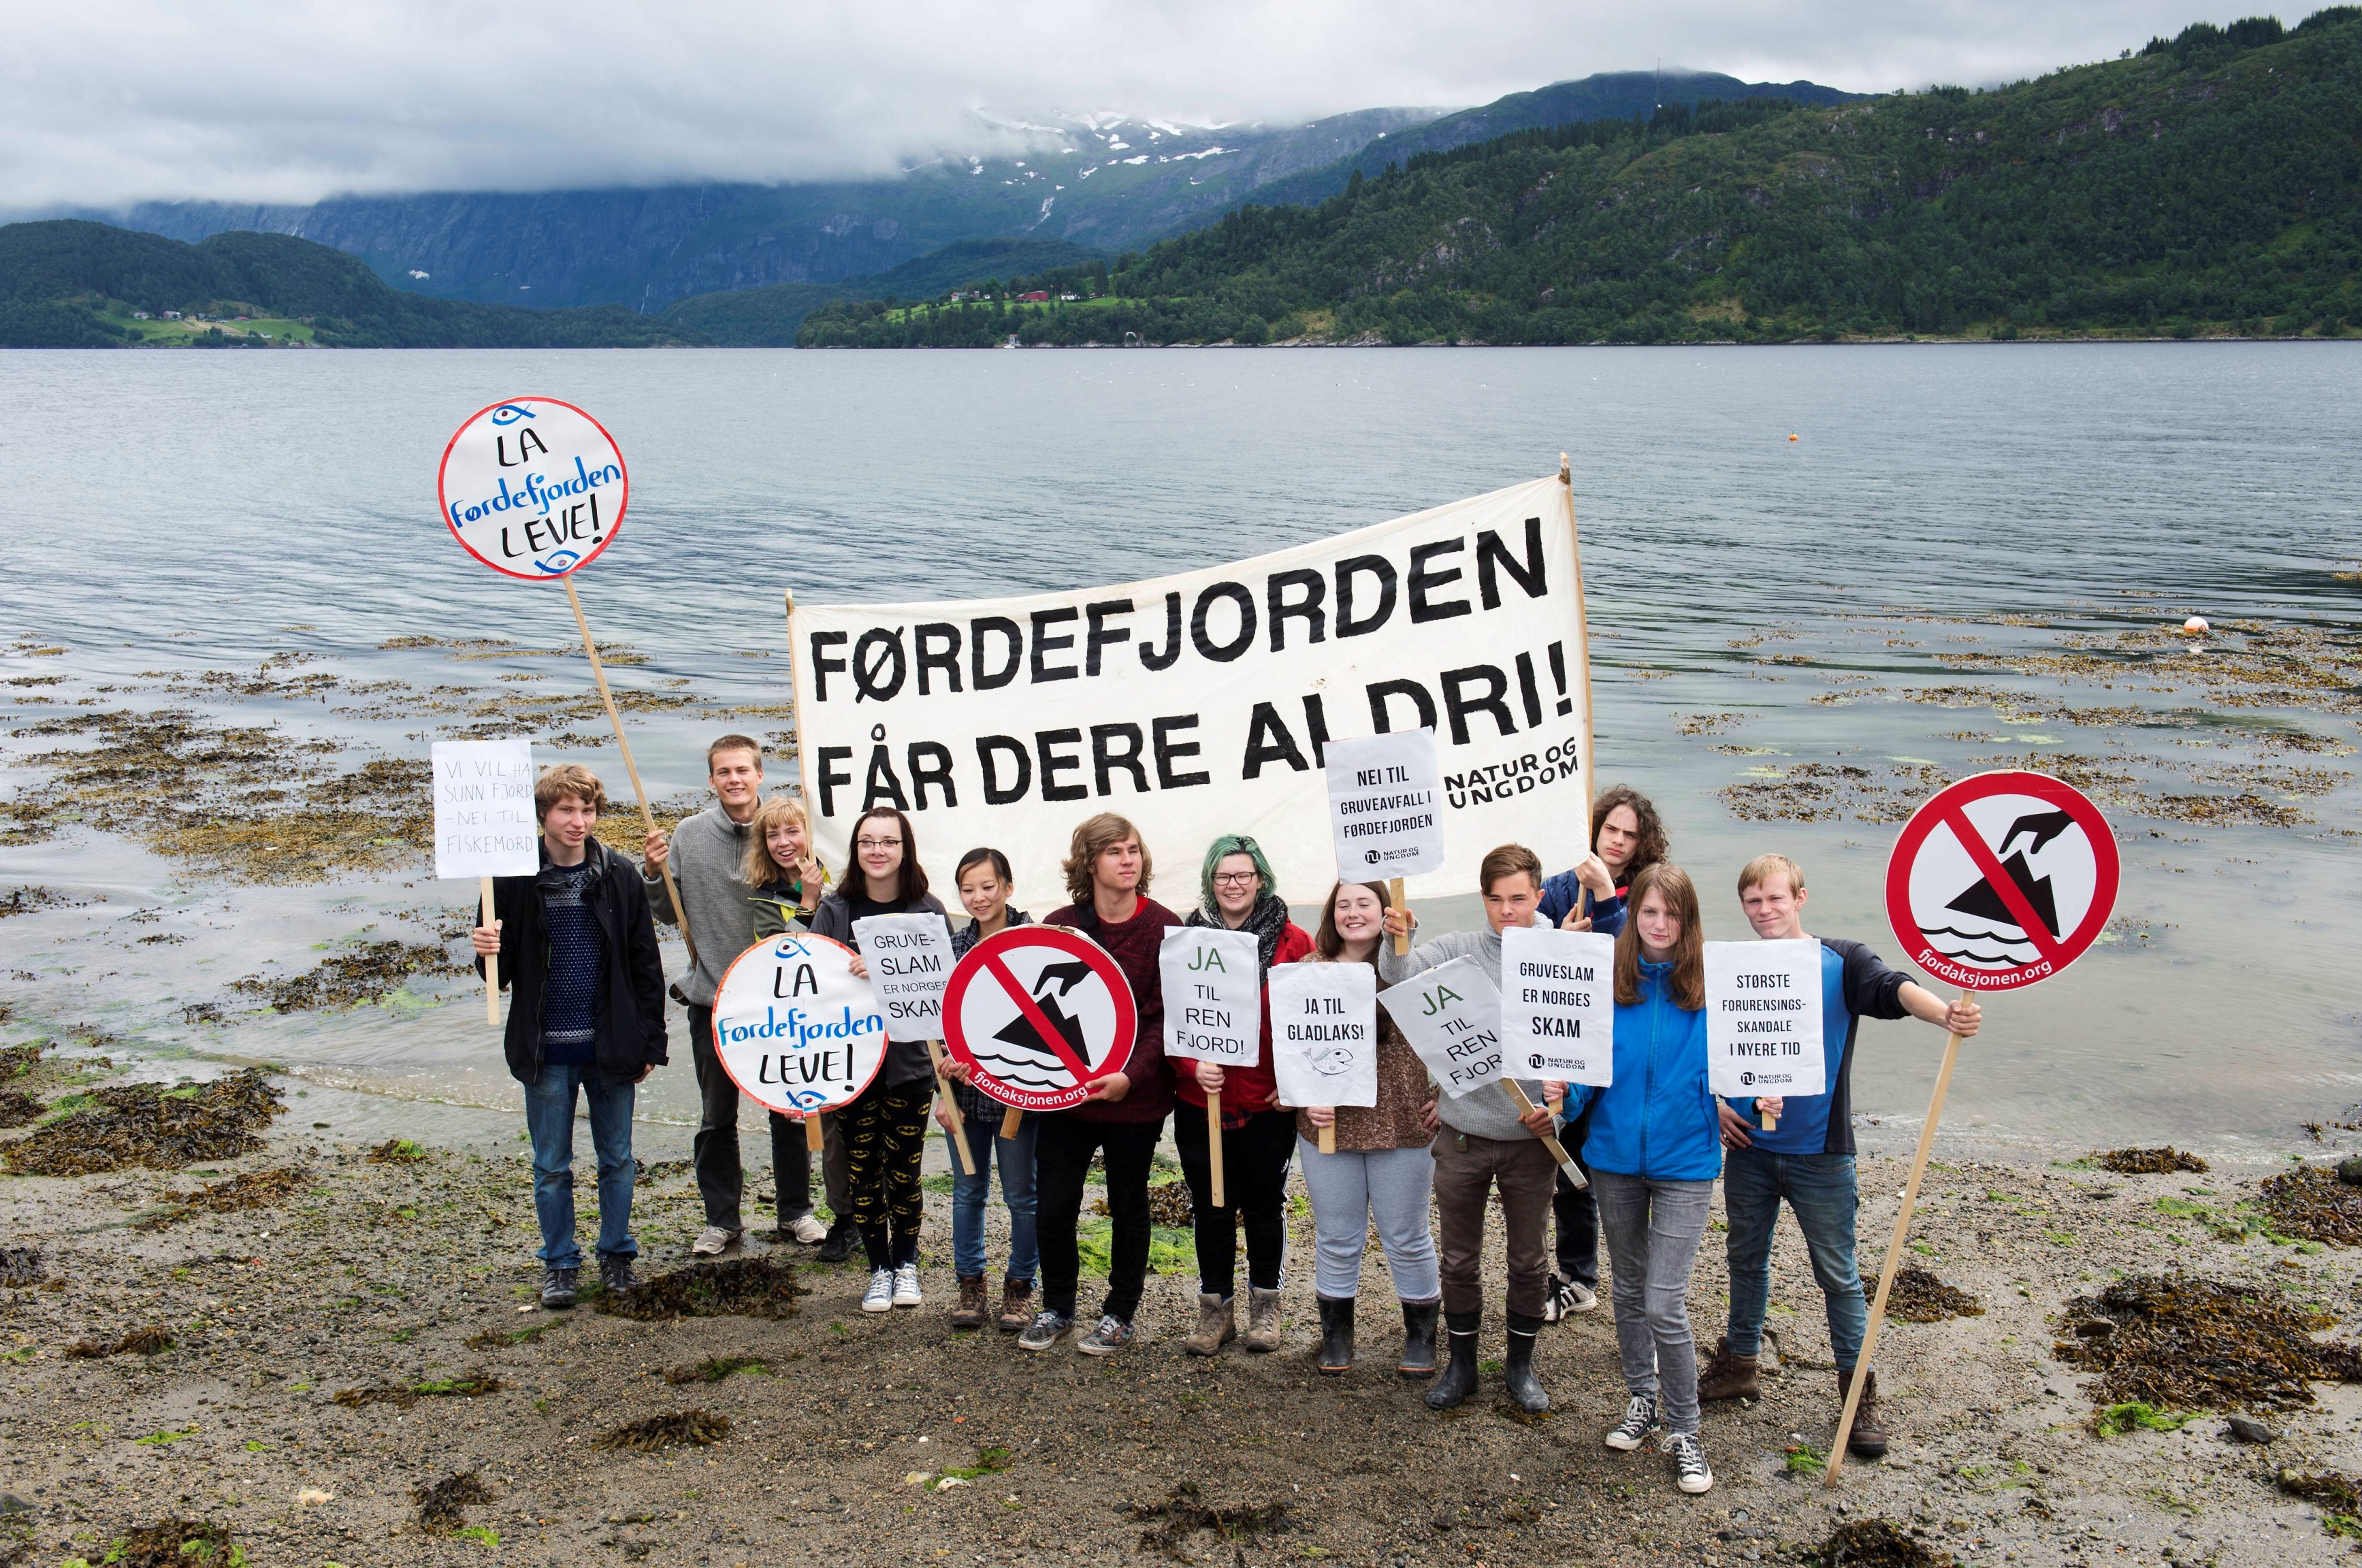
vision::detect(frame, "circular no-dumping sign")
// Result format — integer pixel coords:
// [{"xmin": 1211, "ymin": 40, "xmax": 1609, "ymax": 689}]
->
[
  {"xmin": 1884, "ymin": 770, "xmax": 2120, "ymax": 993},
  {"xmin": 438, "ymin": 395, "xmax": 628, "ymax": 580},
  {"xmin": 943, "ymin": 927, "xmax": 1136, "ymax": 1112},
  {"xmin": 709, "ymin": 933, "xmax": 889, "ymax": 1115}
]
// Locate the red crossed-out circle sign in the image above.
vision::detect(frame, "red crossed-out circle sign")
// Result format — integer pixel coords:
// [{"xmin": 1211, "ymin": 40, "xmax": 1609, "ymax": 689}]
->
[
  {"xmin": 943, "ymin": 926, "xmax": 1137, "ymax": 1112},
  {"xmin": 1886, "ymin": 770, "xmax": 2120, "ymax": 993},
  {"xmin": 437, "ymin": 396, "xmax": 629, "ymax": 581}
]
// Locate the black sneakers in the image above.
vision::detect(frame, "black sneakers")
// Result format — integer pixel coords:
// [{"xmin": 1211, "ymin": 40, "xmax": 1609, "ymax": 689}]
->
[
  {"xmin": 599, "ymin": 1254, "xmax": 637, "ymax": 1295},
  {"xmin": 540, "ymin": 1266, "xmax": 579, "ymax": 1309},
  {"xmin": 814, "ymin": 1215, "xmax": 858, "ymax": 1264}
]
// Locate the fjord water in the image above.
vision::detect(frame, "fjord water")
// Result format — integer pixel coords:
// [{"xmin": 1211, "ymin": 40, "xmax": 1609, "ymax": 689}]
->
[{"xmin": 0, "ymin": 344, "xmax": 2356, "ymax": 1160}]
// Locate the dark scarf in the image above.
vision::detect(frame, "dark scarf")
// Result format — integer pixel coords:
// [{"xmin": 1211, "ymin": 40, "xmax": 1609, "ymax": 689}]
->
[{"xmin": 1186, "ymin": 889, "xmax": 1289, "ymax": 969}]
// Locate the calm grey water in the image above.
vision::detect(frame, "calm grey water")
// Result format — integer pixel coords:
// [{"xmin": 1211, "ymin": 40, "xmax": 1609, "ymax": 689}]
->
[{"xmin": 1, "ymin": 344, "xmax": 2357, "ymax": 1162}]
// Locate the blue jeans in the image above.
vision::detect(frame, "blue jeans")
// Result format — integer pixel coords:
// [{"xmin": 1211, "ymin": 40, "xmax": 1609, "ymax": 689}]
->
[
  {"xmin": 1722, "ymin": 1145, "xmax": 1867, "ymax": 1372},
  {"xmin": 944, "ymin": 1113, "xmax": 1039, "ymax": 1286},
  {"xmin": 522, "ymin": 1063, "xmax": 638, "ymax": 1269}
]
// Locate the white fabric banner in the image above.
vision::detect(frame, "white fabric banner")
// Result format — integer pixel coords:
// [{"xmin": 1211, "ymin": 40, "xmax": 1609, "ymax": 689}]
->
[
  {"xmin": 1267, "ymin": 961, "xmax": 1378, "ymax": 1110},
  {"xmin": 1499, "ymin": 926, "xmax": 1617, "ymax": 1086},
  {"xmin": 1703, "ymin": 938, "xmax": 1827, "ymax": 1099},
  {"xmin": 786, "ymin": 474, "xmax": 1592, "ymax": 904}
]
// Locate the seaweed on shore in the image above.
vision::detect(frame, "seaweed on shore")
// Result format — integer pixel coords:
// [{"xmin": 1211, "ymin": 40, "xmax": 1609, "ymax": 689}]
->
[
  {"xmin": 232, "ymin": 941, "xmax": 462, "ymax": 1013},
  {"xmin": 1886, "ymin": 1268, "xmax": 1985, "ymax": 1323},
  {"xmin": 595, "ymin": 1410, "xmax": 729, "ymax": 1452},
  {"xmin": 596, "ymin": 1256, "xmax": 807, "ymax": 1322},
  {"xmin": 0, "ymin": 1090, "xmax": 42, "ymax": 1128},
  {"xmin": 665, "ymin": 1355, "xmax": 769, "ymax": 1385},
  {"xmin": 67, "ymin": 1326, "xmax": 174, "ymax": 1358},
  {"xmin": 2097, "ymin": 1147, "xmax": 2209, "ymax": 1175},
  {"xmin": 104, "ymin": 1518, "xmax": 236, "ymax": 1568},
  {"xmin": 0, "ymin": 1246, "xmax": 44, "ymax": 1287},
  {"xmin": 412, "ymin": 1471, "xmax": 496, "ymax": 1533},
  {"xmin": 1817, "ymin": 1518, "xmax": 1952, "ymax": 1566},
  {"xmin": 333, "ymin": 1371, "xmax": 502, "ymax": 1409},
  {"xmin": 163, "ymin": 1165, "xmax": 306, "ymax": 1213},
  {"xmin": 0, "ymin": 1069, "xmax": 282, "ymax": 1177},
  {"xmin": 2256, "ymin": 1165, "xmax": 2362, "ymax": 1247},
  {"xmin": 1132, "ymin": 1481, "xmax": 1292, "ymax": 1559},
  {"xmin": 2054, "ymin": 1273, "xmax": 2362, "ymax": 1413}
]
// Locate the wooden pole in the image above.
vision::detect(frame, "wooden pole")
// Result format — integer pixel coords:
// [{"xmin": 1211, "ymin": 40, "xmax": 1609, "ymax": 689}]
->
[
  {"xmin": 1000, "ymin": 1107, "xmax": 1023, "ymax": 1139},
  {"xmin": 1388, "ymin": 877, "xmax": 1409, "ymax": 957},
  {"xmin": 1826, "ymin": 991, "xmax": 1973, "ymax": 1483},
  {"xmin": 563, "ymin": 576, "xmax": 695, "ymax": 968},
  {"xmin": 480, "ymin": 877, "xmax": 499, "ymax": 1027},
  {"xmin": 1762, "ymin": 1104, "xmax": 1779, "ymax": 1133},
  {"xmin": 1558, "ymin": 456, "xmax": 1592, "ymax": 1130},
  {"xmin": 1318, "ymin": 1122, "xmax": 1336, "ymax": 1156},
  {"xmin": 930, "ymin": 1041, "xmax": 979, "ymax": 1176},
  {"xmin": 1207, "ymin": 1092, "xmax": 1225, "ymax": 1208},
  {"xmin": 805, "ymin": 1111, "xmax": 825, "ymax": 1153},
  {"xmin": 1500, "ymin": 1079, "xmax": 1587, "ymax": 1190}
]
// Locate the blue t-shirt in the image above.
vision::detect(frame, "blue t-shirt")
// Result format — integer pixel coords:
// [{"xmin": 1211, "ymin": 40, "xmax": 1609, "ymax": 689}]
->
[
  {"xmin": 540, "ymin": 861, "xmax": 603, "ymax": 1065},
  {"xmin": 1723, "ymin": 938, "xmax": 1911, "ymax": 1156}
]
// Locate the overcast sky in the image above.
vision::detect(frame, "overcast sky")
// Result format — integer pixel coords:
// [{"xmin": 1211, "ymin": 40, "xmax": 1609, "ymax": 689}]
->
[{"xmin": 8, "ymin": 1, "xmax": 2263, "ymax": 209}]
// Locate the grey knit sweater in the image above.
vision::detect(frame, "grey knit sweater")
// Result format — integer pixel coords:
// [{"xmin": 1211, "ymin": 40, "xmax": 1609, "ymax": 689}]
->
[
  {"xmin": 641, "ymin": 804, "xmax": 758, "ymax": 1008},
  {"xmin": 1376, "ymin": 924, "xmax": 1555, "ymax": 1143}
]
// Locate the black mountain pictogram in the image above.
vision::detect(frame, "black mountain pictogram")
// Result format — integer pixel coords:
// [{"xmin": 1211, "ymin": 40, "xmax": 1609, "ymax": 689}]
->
[
  {"xmin": 994, "ymin": 983, "xmax": 1091, "ymax": 1064},
  {"xmin": 1943, "ymin": 808, "xmax": 2073, "ymax": 939}
]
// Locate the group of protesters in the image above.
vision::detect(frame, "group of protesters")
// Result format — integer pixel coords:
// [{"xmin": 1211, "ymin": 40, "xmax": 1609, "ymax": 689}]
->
[{"xmin": 470, "ymin": 733, "xmax": 1980, "ymax": 1498}]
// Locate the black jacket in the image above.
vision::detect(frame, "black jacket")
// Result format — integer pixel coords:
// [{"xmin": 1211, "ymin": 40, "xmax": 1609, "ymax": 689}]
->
[{"xmin": 479, "ymin": 840, "xmax": 669, "ymax": 1088}]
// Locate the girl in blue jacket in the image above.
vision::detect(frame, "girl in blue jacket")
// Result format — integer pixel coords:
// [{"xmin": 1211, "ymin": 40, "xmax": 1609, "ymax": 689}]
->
[{"xmin": 1562, "ymin": 862, "xmax": 1719, "ymax": 1497}]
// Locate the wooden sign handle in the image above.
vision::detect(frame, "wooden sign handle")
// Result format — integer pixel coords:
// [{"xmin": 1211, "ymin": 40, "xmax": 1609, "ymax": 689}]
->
[
  {"xmin": 1762, "ymin": 1104, "xmax": 1779, "ymax": 1132},
  {"xmin": 1387, "ymin": 877, "xmax": 1409, "ymax": 957},
  {"xmin": 563, "ymin": 576, "xmax": 697, "ymax": 969},
  {"xmin": 1207, "ymin": 1090, "xmax": 1225, "ymax": 1208},
  {"xmin": 1318, "ymin": 1122, "xmax": 1336, "ymax": 1156},
  {"xmin": 1000, "ymin": 1107, "xmax": 1023, "ymax": 1140},
  {"xmin": 1501, "ymin": 1079, "xmax": 1587, "ymax": 1190},
  {"xmin": 805, "ymin": 1111, "xmax": 825, "ymax": 1153},
  {"xmin": 1826, "ymin": 990, "xmax": 1973, "ymax": 1483},
  {"xmin": 929, "ymin": 1041, "xmax": 978, "ymax": 1177},
  {"xmin": 480, "ymin": 877, "xmax": 499, "ymax": 1028}
]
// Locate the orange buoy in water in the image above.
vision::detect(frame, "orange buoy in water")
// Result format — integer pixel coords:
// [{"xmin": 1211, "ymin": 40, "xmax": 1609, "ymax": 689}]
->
[
  {"xmin": 1788, "ymin": 434, "xmax": 1800, "ymax": 442},
  {"xmin": 2183, "ymin": 616, "xmax": 2210, "ymax": 634}
]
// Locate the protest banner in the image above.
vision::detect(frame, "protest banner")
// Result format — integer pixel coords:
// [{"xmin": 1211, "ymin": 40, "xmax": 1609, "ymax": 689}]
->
[
  {"xmin": 1324, "ymin": 729, "xmax": 1444, "ymax": 955},
  {"xmin": 1378, "ymin": 955, "xmax": 1583, "ymax": 1183},
  {"xmin": 1266, "ymin": 961, "xmax": 1376, "ymax": 1154},
  {"xmin": 709, "ymin": 934, "xmax": 890, "ymax": 1153},
  {"xmin": 1704, "ymin": 938, "xmax": 1825, "ymax": 1131},
  {"xmin": 1161, "ymin": 925, "xmax": 1261, "ymax": 1205},
  {"xmin": 853, "ymin": 912, "xmax": 973, "ymax": 1175},
  {"xmin": 1828, "ymin": 770, "xmax": 2120, "ymax": 1483},
  {"xmin": 943, "ymin": 927, "xmax": 1137, "ymax": 1113},
  {"xmin": 430, "ymin": 738, "xmax": 538, "ymax": 1026},
  {"xmin": 783, "ymin": 469, "xmax": 1595, "ymax": 906},
  {"xmin": 436, "ymin": 396, "xmax": 694, "ymax": 966},
  {"xmin": 1499, "ymin": 926, "xmax": 1615, "ymax": 1088}
]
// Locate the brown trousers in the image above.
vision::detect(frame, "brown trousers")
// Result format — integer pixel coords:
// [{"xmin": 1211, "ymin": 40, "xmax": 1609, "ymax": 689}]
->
[{"xmin": 1431, "ymin": 1129, "xmax": 1558, "ymax": 1318}]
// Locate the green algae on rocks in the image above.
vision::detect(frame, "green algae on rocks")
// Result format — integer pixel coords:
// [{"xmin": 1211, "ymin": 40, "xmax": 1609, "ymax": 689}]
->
[{"xmin": 0, "ymin": 1068, "xmax": 282, "ymax": 1177}]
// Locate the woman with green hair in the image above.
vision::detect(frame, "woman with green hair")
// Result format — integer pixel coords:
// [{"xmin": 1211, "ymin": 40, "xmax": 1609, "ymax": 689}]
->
[{"xmin": 1175, "ymin": 834, "xmax": 1313, "ymax": 1358}]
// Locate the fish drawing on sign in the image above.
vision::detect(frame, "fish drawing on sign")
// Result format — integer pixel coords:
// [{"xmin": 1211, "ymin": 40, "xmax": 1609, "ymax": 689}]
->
[{"xmin": 1305, "ymin": 1046, "xmax": 1356, "ymax": 1076}]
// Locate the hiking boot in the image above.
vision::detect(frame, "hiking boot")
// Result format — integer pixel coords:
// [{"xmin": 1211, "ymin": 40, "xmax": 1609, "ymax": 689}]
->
[
  {"xmin": 815, "ymin": 1215, "xmax": 857, "ymax": 1264},
  {"xmin": 1017, "ymin": 1309, "xmax": 1072, "ymax": 1352},
  {"xmin": 1605, "ymin": 1393, "xmax": 1660, "ymax": 1451},
  {"xmin": 691, "ymin": 1225, "xmax": 739, "ymax": 1258},
  {"xmin": 1397, "ymin": 1301, "xmax": 1438, "ymax": 1379},
  {"xmin": 1425, "ymin": 1309, "xmax": 1481, "ymax": 1410},
  {"xmin": 1665, "ymin": 1429, "xmax": 1714, "ymax": 1494},
  {"xmin": 861, "ymin": 1268, "xmax": 894, "ymax": 1313},
  {"xmin": 1184, "ymin": 1293, "xmax": 1235, "ymax": 1356},
  {"xmin": 539, "ymin": 1265, "xmax": 579, "ymax": 1310},
  {"xmin": 1543, "ymin": 1273, "xmax": 1597, "ymax": 1322},
  {"xmin": 598, "ymin": 1254, "xmax": 636, "ymax": 1295},
  {"xmin": 952, "ymin": 1275, "xmax": 988, "ymax": 1330},
  {"xmin": 1315, "ymin": 1296, "xmax": 1354, "ymax": 1375},
  {"xmin": 1077, "ymin": 1313, "xmax": 1134, "ymax": 1356},
  {"xmin": 1502, "ymin": 1310, "xmax": 1549, "ymax": 1414},
  {"xmin": 1698, "ymin": 1336, "xmax": 1762, "ymax": 1402},
  {"xmin": 1243, "ymin": 1286, "xmax": 1284, "ymax": 1353},
  {"xmin": 784, "ymin": 1213, "xmax": 828, "ymax": 1245},
  {"xmin": 997, "ymin": 1279, "xmax": 1034, "ymax": 1334},
  {"xmin": 892, "ymin": 1263, "xmax": 922, "ymax": 1308},
  {"xmin": 1839, "ymin": 1368, "xmax": 1890, "ymax": 1458}
]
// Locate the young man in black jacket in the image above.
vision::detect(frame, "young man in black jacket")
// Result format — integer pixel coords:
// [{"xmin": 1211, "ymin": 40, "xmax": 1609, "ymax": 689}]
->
[{"xmin": 472, "ymin": 764, "xmax": 670, "ymax": 1309}]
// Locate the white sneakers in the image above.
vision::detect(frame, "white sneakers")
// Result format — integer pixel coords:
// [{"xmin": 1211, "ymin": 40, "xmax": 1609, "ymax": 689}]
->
[
  {"xmin": 1605, "ymin": 1394, "xmax": 1660, "ymax": 1452},
  {"xmin": 862, "ymin": 1269, "xmax": 896, "ymax": 1313},
  {"xmin": 785, "ymin": 1213, "xmax": 828, "ymax": 1245},
  {"xmin": 892, "ymin": 1263, "xmax": 922, "ymax": 1308},
  {"xmin": 1665, "ymin": 1430, "xmax": 1715, "ymax": 1494},
  {"xmin": 1544, "ymin": 1275, "xmax": 1598, "ymax": 1320},
  {"xmin": 691, "ymin": 1226, "xmax": 739, "ymax": 1258}
]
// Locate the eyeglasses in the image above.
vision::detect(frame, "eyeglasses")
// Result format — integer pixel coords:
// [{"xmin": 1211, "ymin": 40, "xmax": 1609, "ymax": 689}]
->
[
  {"xmin": 854, "ymin": 837, "xmax": 903, "ymax": 852},
  {"xmin": 1211, "ymin": 871, "xmax": 1260, "ymax": 887}
]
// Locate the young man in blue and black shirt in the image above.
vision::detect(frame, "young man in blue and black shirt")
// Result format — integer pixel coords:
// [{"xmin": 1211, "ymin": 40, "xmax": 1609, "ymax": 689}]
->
[{"xmin": 1699, "ymin": 853, "xmax": 1980, "ymax": 1459}]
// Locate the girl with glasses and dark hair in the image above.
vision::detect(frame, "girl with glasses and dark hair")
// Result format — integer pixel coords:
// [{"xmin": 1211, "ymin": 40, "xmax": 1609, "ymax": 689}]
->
[
  {"xmin": 1174, "ymin": 834, "xmax": 1313, "ymax": 1358},
  {"xmin": 809, "ymin": 805, "xmax": 952, "ymax": 1315}
]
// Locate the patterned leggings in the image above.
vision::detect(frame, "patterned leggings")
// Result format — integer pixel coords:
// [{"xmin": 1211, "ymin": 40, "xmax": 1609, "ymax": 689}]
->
[{"xmin": 843, "ymin": 1081, "xmax": 932, "ymax": 1271}]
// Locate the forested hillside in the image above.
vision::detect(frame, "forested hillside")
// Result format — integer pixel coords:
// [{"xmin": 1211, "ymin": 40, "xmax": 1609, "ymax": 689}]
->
[
  {"xmin": 0, "ymin": 221, "xmax": 690, "ymax": 348},
  {"xmin": 800, "ymin": 13, "xmax": 2362, "ymax": 347}
]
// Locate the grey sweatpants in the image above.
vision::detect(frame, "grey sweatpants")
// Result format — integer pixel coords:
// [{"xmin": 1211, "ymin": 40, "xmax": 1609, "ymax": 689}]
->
[
  {"xmin": 1297, "ymin": 1137, "xmax": 1440, "ymax": 1303},
  {"xmin": 1591, "ymin": 1169, "xmax": 1715, "ymax": 1437}
]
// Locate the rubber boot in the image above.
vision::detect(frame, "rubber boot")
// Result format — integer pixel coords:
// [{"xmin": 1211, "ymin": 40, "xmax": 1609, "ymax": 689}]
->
[
  {"xmin": 1397, "ymin": 1300, "xmax": 1439, "ymax": 1379},
  {"xmin": 1502, "ymin": 1310, "xmax": 1550, "ymax": 1414},
  {"xmin": 1697, "ymin": 1335, "xmax": 1762, "ymax": 1401},
  {"xmin": 1316, "ymin": 1296, "xmax": 1355, "ymax": 1375},
  {"xmin": 1425, "ymin": 1309, "xmax": 1482, "ymax": 1410},
  {"xmin": 1838, "ymin": 1368, "xmax": 1889, "ymax": 1458}
]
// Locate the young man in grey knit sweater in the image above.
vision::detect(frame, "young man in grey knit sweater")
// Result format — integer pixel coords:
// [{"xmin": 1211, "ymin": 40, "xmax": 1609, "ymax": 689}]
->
[
  {"xmin": 642, "ymin": 736, "xmax": 850, "ymax": 1258},
  {"xmin": 1378, "ymin": 842, "xmax": 1615, "ymax": 1414}
]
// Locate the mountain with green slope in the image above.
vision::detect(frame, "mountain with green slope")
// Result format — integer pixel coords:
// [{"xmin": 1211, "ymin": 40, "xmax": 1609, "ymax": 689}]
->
[
  {"xmin": 798, "ymin": 13, "xmax": 2362, "ymax": 348},
  {"xmin": 0, "ymin": 220, "xmax": 693, "ymax": 347},
  {"xmin": 660, "ymin": 238, "xmax": 1108, "ymax": 345}
]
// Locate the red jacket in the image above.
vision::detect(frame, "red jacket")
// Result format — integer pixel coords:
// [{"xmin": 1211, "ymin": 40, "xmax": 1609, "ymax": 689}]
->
[
  {"xmin": 1174, "ymin": 921, "xmax": 1314, "ymax": 1126},
  {"xmin": 1042, "ymin": 898, "xmax": 1183, "ymax": 1125}
]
